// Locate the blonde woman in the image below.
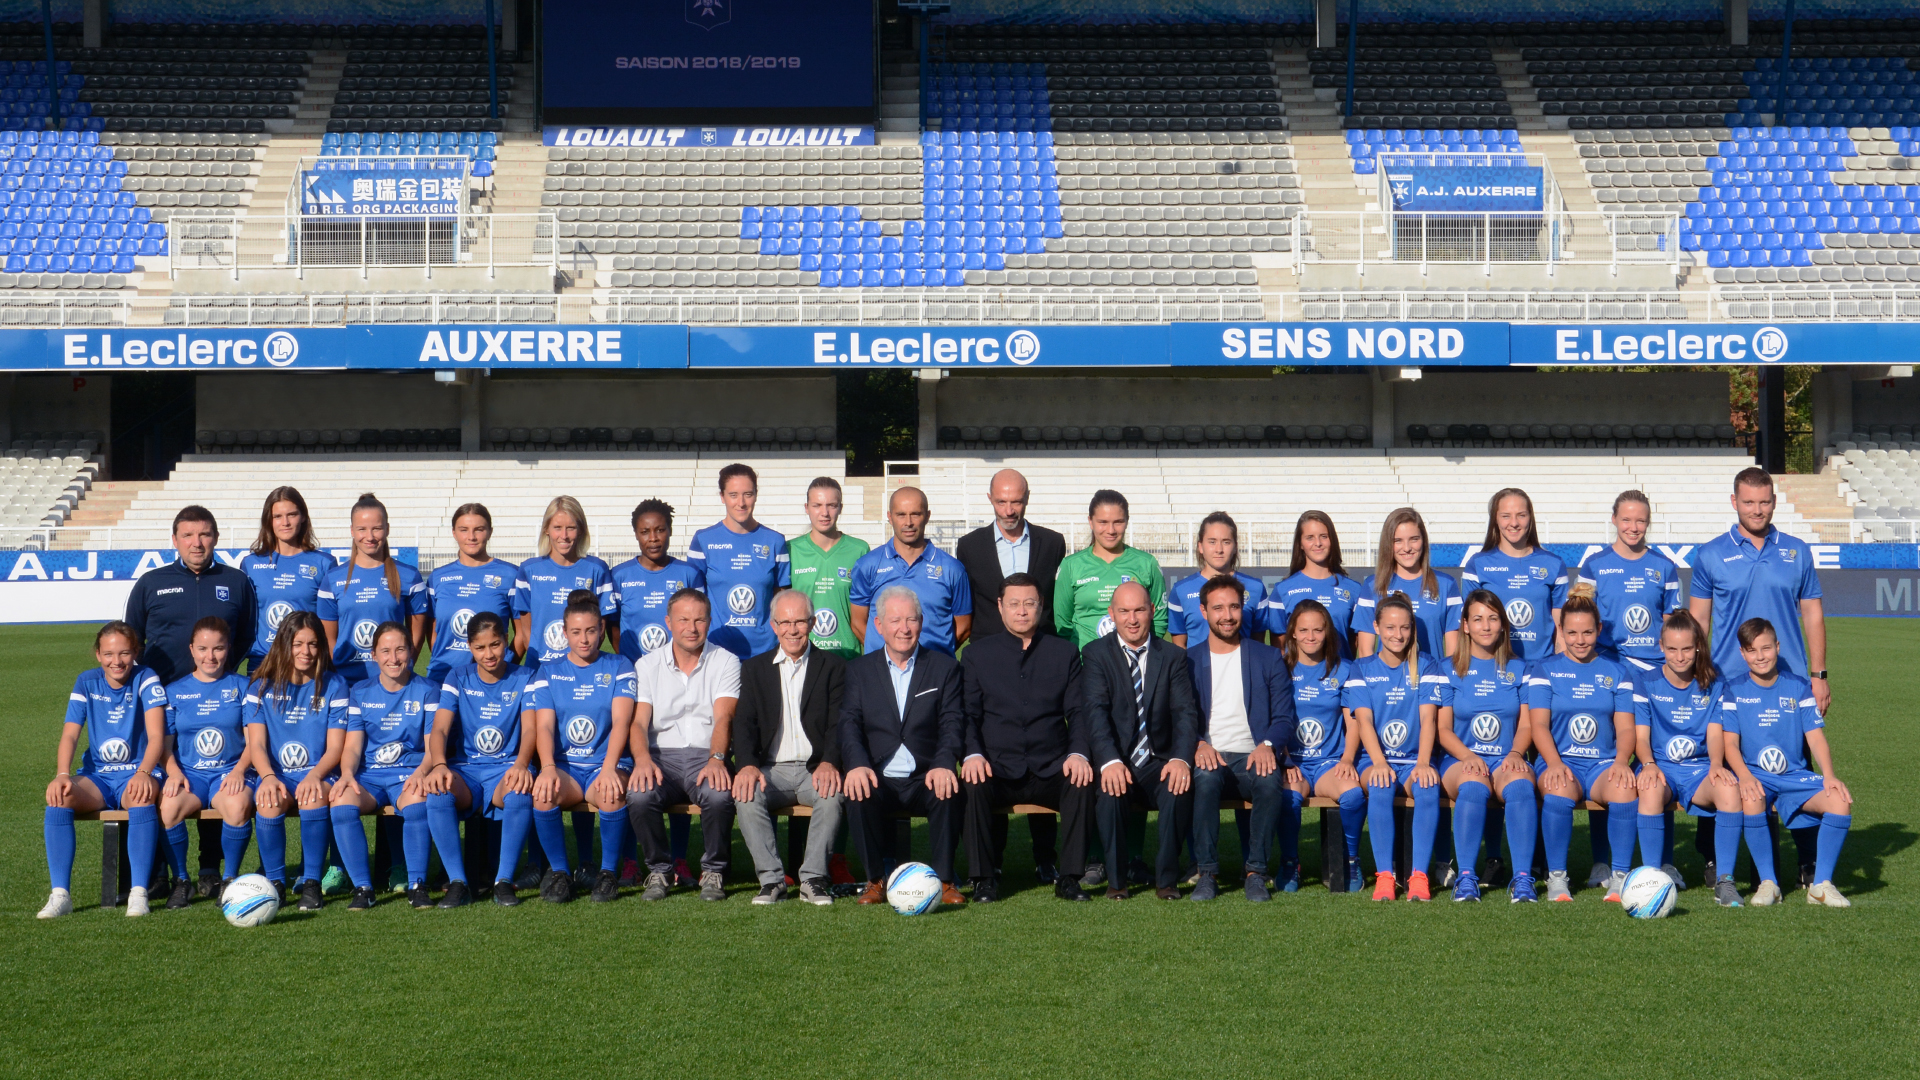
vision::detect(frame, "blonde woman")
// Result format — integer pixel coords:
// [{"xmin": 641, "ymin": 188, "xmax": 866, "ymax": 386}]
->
[
  {"xmin": 1355, "ymin": 507, "xmax": 1460, "ymax": 659},
  {"xmin": 517, "ymin": 495, "xmax": 614, "ymax": 670}
]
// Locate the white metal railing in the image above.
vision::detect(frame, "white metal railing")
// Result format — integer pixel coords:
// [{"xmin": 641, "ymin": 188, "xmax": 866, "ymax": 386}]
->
[
  {"xmin": 166, "ymin": 293, "xmax": 559, "ymax": 326},
  {"xmin": 1290, "ymin": 210, "xmax": 1681, "ymax": 275},
  {"xmin": 1712, "ymin": 284, "xmax": 1920, "ymax": 321},
  {"xmin": 592, "ymin": 287, "xmax": 1269, "ymax": 325},
  {"xmin": 1298, "ymin": 287, "xmax": 1684, "ymax": 322},
  {"xmin": 1373, "ymin": 150, "xmax": 1569, "ymax": 242},
  {"xmin": 0, "ymin": 295, "xmax": 134, "ymax": 327},
  {"xmin": 166, "ymin": 212, "xmax": 558, "ymax": 281}
]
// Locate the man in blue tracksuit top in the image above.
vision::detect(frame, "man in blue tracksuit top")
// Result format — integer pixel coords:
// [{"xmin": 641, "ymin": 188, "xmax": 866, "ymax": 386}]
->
[{"xmin": 123, "ymin": 504, "xmax": 256, "ymax": 892}]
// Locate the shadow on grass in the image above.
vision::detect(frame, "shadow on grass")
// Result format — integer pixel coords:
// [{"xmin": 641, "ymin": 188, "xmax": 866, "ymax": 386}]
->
[{"xmin": 1838, "ymin": 821, "xmax": 1914, "ymax": 896}]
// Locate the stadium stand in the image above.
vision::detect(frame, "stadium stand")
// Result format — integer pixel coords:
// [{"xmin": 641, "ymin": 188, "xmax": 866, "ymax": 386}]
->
[
  {"xmin": 185, "ymin": 424, "xmax": 838, "ymax": 454},
  {"xmin": 1314, "ymin": 27, "xmax": 1514, "ymax": 131},
  {"xmin": 163, "ymin": 291, "xmax": 558, "ymax": 325},
  {"xmin": 0, "ymin": 131, "xmax": 159, "ymax": 283},
  {"xmin": 1297, "ymin": 286, "xmax": 1688, "ymax": 320},
  {"xmin": 1830, "ymin": 428, "xmax": 1920, "ymax": 539},
  {"xmin": 0, "ymin": 437, "xmax": 101, "ymax": 544},
  {"xmin": 325, "ymin": 25, "xmax": 516, "ymax": 133}
]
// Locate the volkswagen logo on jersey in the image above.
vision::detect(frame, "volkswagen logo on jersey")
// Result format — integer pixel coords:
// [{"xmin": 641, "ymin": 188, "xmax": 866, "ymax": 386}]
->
[
  {"xmin": 278, "ymin": 742, "xmax": 310, "ymax": 770},
  {"xmin": 451, "ymin": 609, "xmax": 475, "ymax": 638},
  {"xmin": 193, "ymin": 728, "xmax": 224, "ymax": 758},
  {"xmin": 1666, "ymin": 736, "xmax": 1697, "ymax": 761},
  {"xmin": 474, "ymin": 725, "xmax": 506, "ymax": 756},
  {"xmin": 372, "ymin": 741, "xmax": 405, "ymax": 767},
  {"xmin": 1297, "ymin": 718, "xmax": 1326, "ymax": 749},
  {"xmin": 1471, "ymin": 713, "xmax": 1503, "ymax": 743},
  {"xmin": 265, "ymin": 601, "xmax": 293, "ymax": 632},
  {"xmin": 1569, "ymin": 714, "xmax": 1599, "ymax": 745},
  {"xmin": 1758, "ymin": 746, "xmax": 1789, "ymax": 774},
  {"xmin": 812, "ymin": 608, "xmax": 838, "ymax": 638},
  {"xmin": 351, "ymin": 619, "xmax": 379, "ymax": 651},
  {"xmin": 95, "ymin": 737, "xmax": 132, "ymax": 764},
  {"xmin": 1623, "ymin": 604, "xmax": 1652, "ymax": 635},
  {"xmin": 728, "ymin": 584, "xmax": 757, "ymax": 616},
  {"xmin": 566, "ymin": 715, "xmax": 597, "ymax": 747},
  {"xmin": 1381, "ymin": 720, "xmax": 1409, "ymax": 750},
  {"xmin": 1506, "ymin": 598, "xmax": 1535, "ymax": 628},
  {"xmin": 543, "ymin": 619, "xmax": 567, "ymax": 653},
  {"xmin": 638, "ymin": 623, "xmax": 669, "ymax": 653},
  {"xmin": 1096, "ymin": 614, "xmax": 1116, "ymax": 638}
]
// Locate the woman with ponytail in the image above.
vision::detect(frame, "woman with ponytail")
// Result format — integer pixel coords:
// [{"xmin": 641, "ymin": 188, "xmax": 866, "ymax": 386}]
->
[
  {"xmin": 318, "ymin": 493, "xmax": 428, "ymax": 684},
  {"xmin": 1633, "ymin": 610, "xmax": 1742, "ymax": 906},
  {"xmin": 1341, "ymin": 593, "xmax": 1446, "ymax": 901}
]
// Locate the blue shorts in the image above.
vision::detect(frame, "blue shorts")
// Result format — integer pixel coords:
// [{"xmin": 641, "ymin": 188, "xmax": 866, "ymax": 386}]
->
[
  {"xmin": 1755, "ymin": 769, "xmax": 1828, "ymax": 830},
  {"xmin": 564, "ymin": 759, "xmax": 630, "ymax": 793},
  {"xmin": 451, "ymin": 763, "xmax": 515, "ymax": 820},
  {"xmin": 1357, "ymin": 754, "xmax": 1425, "ymax": 790},
  {"xmin": 358, "ymin": 768, "xmax": 415, "ymax": 810},
  {"xmin": 1535, "ymin": 755, "xmax": 1614, "ymax": 799},
  {"xmin": 1655, "ymin": 760, "xmax": 1714, "ymax": 814},
  {"xmin": 1294, "ymin": 756, "xmax": 1349, "ymax": 789},
  {"xmin": 77, "ymin": 767, "xmax": 160, "ymax": 811},
  {"xmin": 179, "ymin": 766, "xmax": 256, "ymax": 806}
]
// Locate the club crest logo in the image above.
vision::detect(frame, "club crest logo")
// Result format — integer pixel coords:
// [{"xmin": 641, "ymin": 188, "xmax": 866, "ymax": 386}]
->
[
  {"xmin": 266, "ymin": 601, "xmax": 293, "ymax": 632},
  {"xmin": 1569, "ymin": 714, "xmax": 1599, "ymax": 745},
  {"xmin": 372, "ymin": 741, "xmax": 405, "ymax": 766},
  {"xmin": 1096, "ymin": 614, "xmax": 1116, "ymax": 638},
  {"xmin": 95, "ymin": 737, "xmax": 132, "ymax": 764},
  {"xmin": 1778, "ymin": 695, "xmax": 1797, "ymax": 712},
  {"xmin": 215, "ymin": 585, "xmax": 231, "ymax": 602},
  {"xmin": 639, "ymin": 623, "xmax": 670, "ymax": 653},
  {"xmin": 1623, "ymin": 605, "xmax": 1652, "ymax": 635},
  {"xmin": 728, "ymin": 584, "xmax": 757, "ymax": 616},
  {"xmin": 1506, "ymin": 599, "xmax": 1534, "ymax": 628},
  {"xmin": 475, "ymin": 726, "xmax": 506, "ymax": 756},
  {"xmin": 1758, "ymin": 746, "xmax": 1789, "ymax": 774},
  {"xmin": 1531, "ymin": 566, "xmax": 1549, "ymax": 580},
  {"xmin": 1297, "ymin": 718, "xmax": 1326, "ymax": 748},
  {"xmin": 278, "ymin": 742, "xmax": 310, "ymax": 770},
  {"xmin": 351, "ymin": 619, "xmax": 379, "ymax": 651},
  {"xmin": 812, "ymin": 609, "xmax": 838, "ymax": 638},
  {"xmin": 1471, "ymin": 712, "xmax": 1503, "ymax": 743},
  {"xmin": 543, "ymin": 619, "xmax": 567, "ymax": 653},
  {"xmin": 1666, "ymin": 736, "xmax": 1697, "ymax": 761},
  {"xmin": 686, "ymin": 0, "xmax": 730, "ymax": 31},
  {"xmin": 566, "ymin": 715, "xmax": 597, "ymax": 747},
  {"xmin": 484, "ymin": 574, "xmax": 502, "ymax": 589}
]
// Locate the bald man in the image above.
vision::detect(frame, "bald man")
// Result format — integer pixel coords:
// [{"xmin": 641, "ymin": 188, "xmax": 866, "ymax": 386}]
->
[
  {"xmin": 955, "ymin": 468, "xmax": 1067, "ymax": 639},
  {"xmin": 847, "ymin": 486, "xmax": 973, "ymax": 656}
]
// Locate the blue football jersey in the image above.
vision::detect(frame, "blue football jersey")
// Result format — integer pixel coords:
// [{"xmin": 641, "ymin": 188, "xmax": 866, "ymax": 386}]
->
[
  {"xmin": 1167, "ymin": 571, "xmax": 1266, "ymax": 643},
  {"xmin": 245, "ymin": 673, "xmax": 351, "ymax": 776},
  {"xmin": 528, "ymin": 654, "xmax": 638, "ymax": 766},
  {"xmin": 518, "ymin": 555, "xmax": 614, "ymax": 667},
  {"xmin": 164, "ymin": 672, "xmax": 251, "ymax": 772},
  {"xmin": 1352, "ymin": 571, "xmax": 1462, "ymax": 658},
  {"xmin": 1577, "ymin": 546, "xmax": 1682, "ymax": 663},
  {"xmin": 1287, "ymin": 658, "xmax": 1348, "ymax": 764},
  {"xmin": 317, "ymin": 560, "xmax": 429, "ymax": 683},
  {"xmin": 239, "ymin": 549, "xmax": 337, "ymax": 663},
  {"xmin": 67, "ymin": 666, "xmax": 168, "ymax": 775},
  {"xmin": 425, "ymin": 558, "xmax": 529, "ymax": 680},
  {"xmin": 435, "ymin": 664, "xmax": 535, "ymax": 766},
  {"xmin": 1525, "ymin": 653, "xmax": 1636, "ymax": 761},
  {"xmin": 608, "ymin": 555, "xmax": 705, "ymax": 661},
  {"xmin": 1633, "ymin": 670, "xmax": 1716, "ymax": 765},
  {"xmin": 1718, "ymin": 671, "xmax": 1823, "ymax": 776},
  {"xmin": 348, "ymin": 677, "xmax": 441, "ymax": 773},
  {"xmin": 1342, "ymin": 653, "xmax": 1446, "ymax": 764},
  {"xmin": 1262, "ymin": 571, "xmax": 1364, "ymax": 652},
  {"xmin": 1461, "ymin": 547, "xmax": 1570, "ymax": 661},
  {"xmin": 687, "ymin": 522, "xmax": 791, "ymax": 658},
  {"xmin": 1428, "ymin": 655, "xmax": 1525, "ymax": 760}
]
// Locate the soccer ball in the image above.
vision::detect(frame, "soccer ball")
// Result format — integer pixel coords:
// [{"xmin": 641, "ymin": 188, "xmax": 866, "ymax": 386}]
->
[
  {"xmin": 1619, "ymin": 866, "xmax": 1677, "ymax": 920},
  {"xmin": 220, "ymin": 874, "xmax": 280, "ymax": 928},
  {"xmin": 885, "ymin": 862, "xmax": 943, "ymax": 916}
]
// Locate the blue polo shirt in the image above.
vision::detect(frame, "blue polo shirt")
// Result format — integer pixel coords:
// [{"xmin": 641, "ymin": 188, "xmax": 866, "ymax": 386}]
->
[
  {"xmin": 1688, "ymin": 525, "xmax": 1821, "ymax": 680},
  {"xmin": 848, "ymin": 540, "xmax": 973, "ymax": 655}
]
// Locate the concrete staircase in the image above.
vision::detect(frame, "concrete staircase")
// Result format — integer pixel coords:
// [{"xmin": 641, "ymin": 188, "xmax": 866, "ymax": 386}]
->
[
  {"xmin": 55, "ymin": 480, "xmax": 167, "ymax": 548},
  {"xmin": 1775, "ymin": 471, "xmax": 1854, "ymax": 543},
  {"xmin": 880, "ymin": 49, "xmax": 919, "ymax": 140},
  {"xmin": 292, "ymin": 49, "xmax": 344, "ymax": 135}
]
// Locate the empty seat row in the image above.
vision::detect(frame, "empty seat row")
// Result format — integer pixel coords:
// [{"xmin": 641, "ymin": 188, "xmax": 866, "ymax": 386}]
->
[
  {"xmin": 937, "ymin": 424, "xmax": 1371, "ymax": 448},
  {"xmin": 488, "ymin": 427, "xmax": 835, "ymax": 449},
  {"xmin": 1408, "ymin": 423, "xmax": 1737, "ymax": 446}
]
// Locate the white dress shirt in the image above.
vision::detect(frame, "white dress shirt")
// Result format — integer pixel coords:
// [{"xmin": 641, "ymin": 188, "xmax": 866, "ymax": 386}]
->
[{"xmin": 772, "ymin": 646, "xmax": 812, "ymax": 764}]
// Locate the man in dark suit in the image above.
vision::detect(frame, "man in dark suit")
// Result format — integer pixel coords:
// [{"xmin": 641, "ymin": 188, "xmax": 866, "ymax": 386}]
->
[
  {"xmin": 731, "ymin": 589, "xmax": 848, "ymax": 906},
  {"xmin": 959, "ymin": 573, "xmax": 1096, "ymax": 903},
  {"xmin": 1186, "ymin": 576, "xmax": 1297, "ymax": 903},
  {"xmin": 1083, "ymin": 581, "xmax": 1198, "ymax": 900},
  {"xmin": 840, "ymin": 584, "xmax": 967, "ymax": 906},
  {"xmin": 953, "ymin": 469, "xmax": 1067, "ymax": 639}
]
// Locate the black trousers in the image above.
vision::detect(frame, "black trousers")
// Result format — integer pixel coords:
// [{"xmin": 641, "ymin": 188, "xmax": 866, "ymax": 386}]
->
[
  {"xmin": 1096, "ymin": 757, "xmax": 1194, "ymax": 889},
  {"xmin": 962, "ymin": 770, "xmax": 1093, "ymax": 882},
  {"xmin": 851, "ymin": 773, "xmax": 959, "ymax": 883}
]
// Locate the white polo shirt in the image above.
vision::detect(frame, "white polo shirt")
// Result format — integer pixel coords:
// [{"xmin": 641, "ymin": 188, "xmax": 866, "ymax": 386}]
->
[{"xmin": 633, "ymin": 642, "xmax": 743, "ymax": 751}]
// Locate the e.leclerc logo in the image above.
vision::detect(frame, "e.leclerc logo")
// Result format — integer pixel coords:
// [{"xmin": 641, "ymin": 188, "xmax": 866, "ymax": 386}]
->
[{"xmin": 812, "ymin": 330, "xmax": 1041, "ymax": 366}]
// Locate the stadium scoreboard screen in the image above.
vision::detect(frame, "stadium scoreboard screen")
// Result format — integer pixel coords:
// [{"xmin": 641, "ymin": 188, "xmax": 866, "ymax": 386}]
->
[{"xmin": 542, "ymin": 0, "xmax": 875, "ymax": 124}]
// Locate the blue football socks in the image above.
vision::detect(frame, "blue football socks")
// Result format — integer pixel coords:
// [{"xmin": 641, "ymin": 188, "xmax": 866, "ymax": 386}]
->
[
  {"xmin": 598, "ymin": 810, "xmax": 627, "ymax": 874},
  {"xmin": 1501, "ymin": 780, "xmax": 1538, "ymax": 874},
  {"xmin": 1815, "ymin": 813, "xmax": 1852, "ymax": 885},
  {"xmin": 329, "ymin": 805, "xmax": 372, "ymax": 889},
  {"xmin": 257, "ymin": 813, "xmax": 288, "ymax": 883},
  {"xmin": 220, "ymin": 821, "xmax": 253, "ymax": 880},
  {"xmin": 497, "ymin": 793, "xmax": 534, "ymax": 885},
  {"xmin": 1410, "ymin": 781, "xmax": 1439, "ymax": 875},
  {"xmin": 1605, "ymin": 800, "xmax": 1637, "ymax": 874},
  {"xmin": 164, "ymin": 822, "xmax": 190, "ymax": 880},
  {"xmin": 1453, "ymin": 781, "xmax": 1490, "ymax": 875},
  {"xmin": 1638, "ymin": 812, "xmax": 1667, "ymax": 872},
  {"xmin": 44, "ymin": 806, "xmax": 75, "ymax": 891},
  {"xmin": 399, "ymin": 802, "xmax": 429, "ymax": 887},
  {"xmin": 1743, "ymin": 813, "xmax": 1777, "ymax": 884},
  {"xmin": 534, "ymin": 807, "xmax": 570, "ymax": 876},
  {"xmin": 425, "ymin": 792, "xmax": 468, "ymax": 884},
  {"xmin": 299, "ymin": 809, "xmax": 331, "ymax": 885},
  {"xmin": 1713, "ymin": 810, "xmax": 1739, "ymax": 878},
  {"xmin": 1365, "ymin": 782, "xmax": 1398, "ymax": 875},
  {"xmin": 1337, "ymin": 787, "xmax": 1364, "ymax": 860},
  {"xmin": 1541, "ymin": 794, "xmax": 1576, "ymax": 874}
]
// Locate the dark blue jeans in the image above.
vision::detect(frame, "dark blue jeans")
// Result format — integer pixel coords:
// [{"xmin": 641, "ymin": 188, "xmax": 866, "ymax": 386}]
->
[{"xmin": 1191, "ymin": 751, "xmax": 1285, "ymax": 876}]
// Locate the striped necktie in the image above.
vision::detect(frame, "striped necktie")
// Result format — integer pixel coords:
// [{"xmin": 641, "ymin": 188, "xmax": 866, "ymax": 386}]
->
[{"xmin": 1124, "ymin": 643, "xmax": 1150, "ymax": 767}]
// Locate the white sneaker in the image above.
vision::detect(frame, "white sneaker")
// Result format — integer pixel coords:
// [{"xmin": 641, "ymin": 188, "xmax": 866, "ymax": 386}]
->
[
  {"xmin": 1545, "ymin": 870, "xmax": 1574, "ymax": 902},
  {"xmin": 37, "ymin": 888, "xmax": 72, "ymax": 919},
  {"xmin": 126, "ymin": 886, "xmax": 150, "ymax": 918},
  {"xmin": 1807, "ymin": 880, "xmax": 1852, "ymax": 908},
  {"xmin": 1750, "ymin": 879, "xmax": 1783, "ymax": 906},
  {"xmin": 1602, "ymin": 871, "xmax": 1628, "ymax": 902}
]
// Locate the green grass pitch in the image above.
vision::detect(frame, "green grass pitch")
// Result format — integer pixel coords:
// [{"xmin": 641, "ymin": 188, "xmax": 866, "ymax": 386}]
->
[{"xmin": 4, "ymin": 620, "xmax": 1917, "ymax": 1076}]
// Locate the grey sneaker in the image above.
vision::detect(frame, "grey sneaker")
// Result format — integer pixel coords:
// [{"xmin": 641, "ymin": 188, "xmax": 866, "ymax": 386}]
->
[
  {"xmin": 1080, "ymin": 862, "xmax": 1106, "ymax": 889},
  {"xmin": 699, "ymin": 870, "xmax": 726, "ymax": 901},
  {"xmin": 752, "ymin": 881, "xmax": 785, "ymax": 905},
  {"xmin": 1188, "ymin": 872, "xmax": 1218, "ymax": 901},
  {"xmin": 798, "ymin": 877, "xmax": 833, "ymax": 906},
  {"xmin": 1602, "ymin": 871, "xmax": 1629, "ymax": 903},
  {"xmin": 1585, "ymin": 862, "xmax": 1610, "ymax": 889},
  {"xmin": 1713, "ymin": 876, "xmax": 1744, "ymax": 907},
  {"xmin": 1661, "ymin": 863, "xmax": 1688, "ymax": 892},
  {"xmin": 1750, "ymin": 879, "xmax": 1783, "ymax": 906},
  {"xmin": 1545, "ymin": 870, "xmax": 1574, "ymax": 902},
  {"xmin": 641, "ymin": 870, "xmax": 671, "ymax": 901}
]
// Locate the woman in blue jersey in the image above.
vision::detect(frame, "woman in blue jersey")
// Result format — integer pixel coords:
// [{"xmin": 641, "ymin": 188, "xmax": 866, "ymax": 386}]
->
[
  {"xmin": 1356, "ymin": 507, "xmax": 1460, "ymax": 659},
  {"xmin": 328, "ymin": 622, "xmax": 455, "ymax": 911},
  {"xmin": 1526, "ymin": 594, "xmax": 1639, "ymax": 902},
  {"xmin": 1264, "ymin": 510, "xmax": 1364, "ymax": 655},
  {"xmin": 1633, "ymin": 610, "xmax": 1742, "ymax": 907},
  {"xmin": 1715, "ymin": 618, "xmax": 1854, "ymax": 908},
  {"xmin": 425, "ymin": 612, "xmax": 538, "ymax": 907},
  {"xmin": 1427, "ymin": 590, "xmax": 1539, "ymax": 903},
  {"xmin": 424, "ymin": 502, "xmax": 529, "ymax": 681},
  {"xmin": 240, "ymin": 486, "xmax": 336, "ymax": 670},
  {"xmin": 319, "ymin": 493, "xmax": 428, "ymax": 684},
  {"xmin": 1168, "ymin": 512, "xmax": 1266, "ymax": 648},
  {"xmin": 610, "ymin": 499, "xmax": 705, "ymax": 662},
  {"xmin": 246, "ymin": 610, "xmax": 350, "ymax": 911},
  {"xmin": 40, "ymin": 621, "xmax": 168, "ymax": 919},
  {"xmin": 530, "ymin": 591, "xmax": 636, "ymax": 904},
  {"xmin": 158, "ymin": 616, "xmax": 257, "ymax": 908},
  {"xmin": 1278, "ymin": 600, "xmax": 1365, "ymax": 894},
  {"xmin": 1462, "ymin": 488, "xmax": 1568, "ymax": 662},
  {"xmin": 518, "ymin": 495, "xmax": 614, "ymax": 670},
  {"xmin": 1342, "ymin": 594, "xmax": 1445, "ymax": 901}
]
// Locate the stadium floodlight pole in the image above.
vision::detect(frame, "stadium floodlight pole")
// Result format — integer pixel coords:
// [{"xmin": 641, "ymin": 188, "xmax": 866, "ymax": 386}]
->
[
  {"xmin": 1344, "ymin": 0, "xmax": 1356, "ymax": 118},
  {"xmin": 40, "ymin": 0, "xmax": 58, "ymax": 129},
  {"xmin": 1773, "ymin": 0, "xmax": 1793, "ymax": 131},
  {"xmin": 485, "ymin": 0, "xmax": 499, "ymax": 119}
]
